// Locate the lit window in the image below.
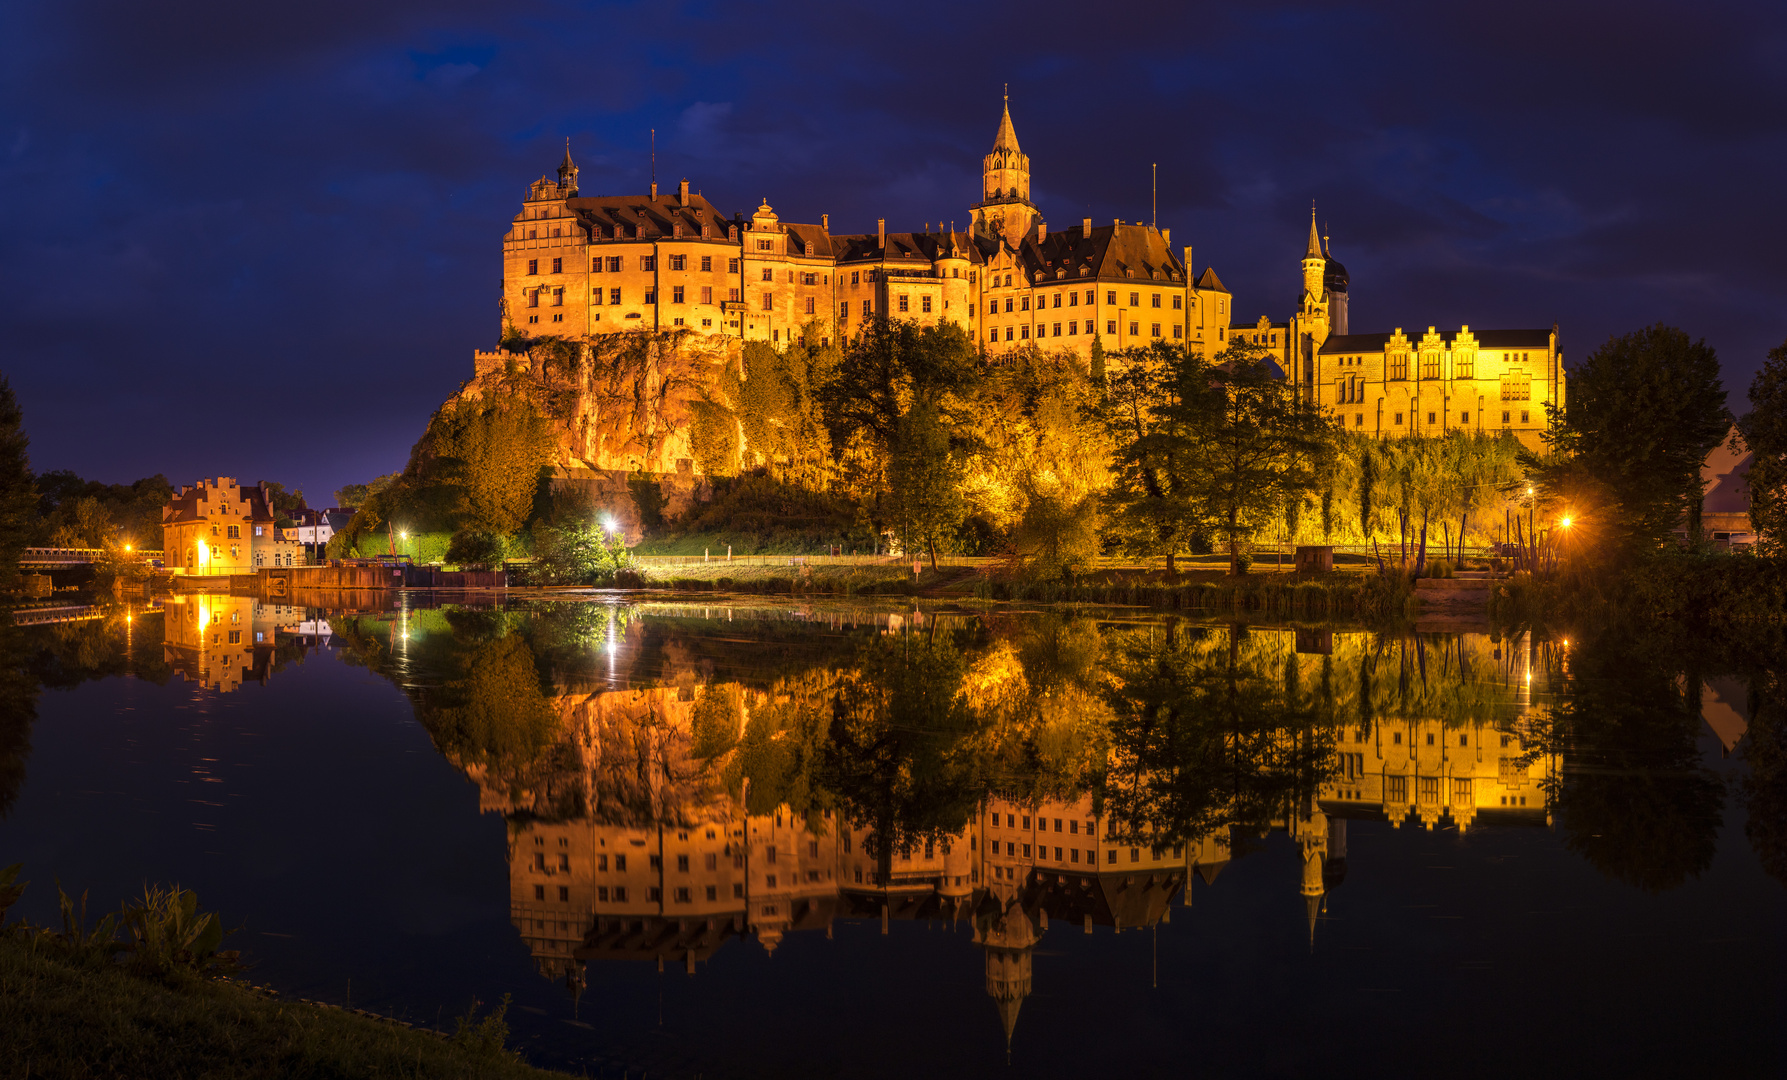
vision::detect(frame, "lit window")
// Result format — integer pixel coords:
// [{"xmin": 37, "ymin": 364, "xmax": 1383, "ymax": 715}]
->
[
  {"xmin": 551, "ymin": 257, "xmax": 562, "ymax": 274},
  {"xmin": 527, "ymin": 259, "xmax": 538, "ymax": 275}
]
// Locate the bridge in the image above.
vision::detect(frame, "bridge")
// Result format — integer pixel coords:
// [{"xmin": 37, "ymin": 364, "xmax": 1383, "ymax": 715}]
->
[{"xmin": 19, "ymin": 547, "xmax": 163, "ymax": 567}]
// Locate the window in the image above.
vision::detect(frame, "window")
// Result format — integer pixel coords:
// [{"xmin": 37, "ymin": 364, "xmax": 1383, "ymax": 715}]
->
[
  {"xmin": 728, "ymin": 258, "xmax": 740, "ymax": 273},
  {"xmin": 1128, "ymin": 321, "xmax": 1139, "ymax": 336},
  {"xmin": 1428, "ymin": 412, "xmax": 1437, "ymax": 425},
  {"xmin": 1126, "ymin": 291, "xmax": 1138, "ymax": 306},
  {"xmin": 1422, "ymin": 351, "xmax": 1440, "ymax": 379},
  {"xmin": 921, "ymin": 295, "xmax": 932, "ymax": 314},
  {"xmin": 1151, "ymin": 323, "xmax": 1161, "ymax": 337},
  {"xmin": 1456, "ymin": 352, "xmax": 1474, "ymax": 378},
  {"xmin": 699, "ymin": 285, "xmax": 712, "ymax": 305},
  {"xmin": 1461, "ymin": 411, "xmax": 1470, "ymax": 423},
  {"xmin": 1107, "ymin": 849, "xmax": 1117, "ymax": 864},
  {"xmin": 649, "ymin": 854, "xmax": 662, "ymax": 870},
  {"xmin": 898, "ymin": 294, "xmax": 909, "ymax": 312},
  {"xmin": 559, "ymin": 853, "xmax": 570, "ymax": 870},
  {"xmin": 558, "ymin": 886, "xmax": 569, "ymax": 901},
  {"xmin": 842, "ymin": 302, "xmax": 850, "ymax": 320},
  {"xmin": 1067, "ymin": 320, "xmax": 1077, "ymax": 335},
  {"xmin": 766, "ymin": 846, "xmax": 777, "ymax": 864},
  {"xmin": 607, "ymin": 256, "xmax": 623, "ymax": 272},
  {"xmin": 527, "ymin": 259, "xmax": 538, "ymax": 275},
  {"xmin": 1151, "ymin": 293, "xmax": 1161, "ymax": 308},
  {"xmin": 696, "ymin": 255, "xmax": 711, "ymax": 272},
  {"xmin": 1021, "ymin": 325, "xmax": 1029, "ymax": 339},
  {"xmin": 1085, "ymin": 289, "xmax": 1095, "ymax": 305},
  {"xmin": 1005, "ymin": 327, "xmax": 1013, "ymax": 340},
  {"xmin": 1387, "ymin": 776, "xmax": 1408, "ymax": 802},
  {"xmin": 227, "ymin": 525, "xmax": 240, "ymax": 539},
  {"xmin": 1051, "ymin": 322, "xmax": 1060, "ymax": 336},
  {"xmin": 1107, "ymin": 290, "xmax": 1117, "ymax": 305},
  {"xmin": 1419, "ymin": 777, "xmax": 1441, "ymax": 803},
  {"xmin": 552, "ymin": 287, "xmax": 563, "ymax": 306},
  {"xmin": 1521, "ymin": 410, "xmax": 1530, "ymax": 423},
  {"xmin": 1389, "ymin": 351, "xmax": 1408, "ymax": 380},
  {"xmin": 1022, "ymin": 844, "xmax": 1032, "ymax": 858},
  {"xmin": 672, "ymin": 285, "xmax": 684, "ymax": 304},
  {"xmin": 614, "ymin": 854, "xmax": 626, "ymax": 871},
  {"xmin": 1173, "ymin": 295, "xmax": 1182, "ymax": 309},
  {"xmin": 641, "ymin": 256, "xmax": 655, "ymax": 271},
  {"xmin": 597, "ymin": 886, "xmax": 608, "ymax": 901},
  {"xmin": 669, "ymin": 254, "xmax": 686, "ymax": 271},
  {"xmin": 676, "ymin": 854, "xmax": 689, "ymax": 872},
  {"xmin": 756, "ymin": 239, "xmax": 773, "ymax": 251},
  {"xmin": 1020, "ymin": 296, "xmax": 1030, "ymax": 311},
  {"xmin": 761, "ymin": 292, "xmax": 773, "ymax": 311},
  {"xmin": 989, "ymin": 328, "xmax": 998, "ymax": 342},
  {"xmin": 1004, "ymin": 298, "xmax": 1013, "ymax": 313},
  {"xmin": 1130, "ymin": 847, "xmax": 1140, "ymax": 863},
  {"xmin": 534, "ymin": 885, "xmax": 545, "ymax": 900},
  {"xmin": 1107, "ymin": 320, "xmax": 1117, "ymax": 335},
  {"xmin": 760, "ymin": 267, "xmax": 772, "ymax": 282},
  {"xmin": 612, "ymin": 886, "xmax": 627, "ymax": 901},
  {"xmin": 648, "ymin": 887, "xmax": 662, "ymax": 901},
  {"xmin": 1068, "ymin": 291, "xmax": 1077, "ymax": 307},
  {"xmin": 643, "ymin": 288, "xmax": 656, "ymax": 304},
  {"xmin": 674, "ymin": 887, "xmax": 690, "ymax": 903},
  {"xmin": 607, "ymin": 287, "xmax": 621, "ymax": 305},
  {"xmin": 804, "ymin": 296, "xmax": 815, "ymax": 315}
]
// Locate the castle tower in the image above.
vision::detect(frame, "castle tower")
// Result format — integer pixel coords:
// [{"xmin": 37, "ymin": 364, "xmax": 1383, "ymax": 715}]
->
[
  {"xmin": 1323, "ymin": 231, "xmax": 1349, "ymax": 336},
  {"xmin": 969, "ymin": 94, "xmax": 1040, "ymax": 250},
  {"xmin": 975, "ymin": 896, "xmax": 1039, "ymax": 1057},
  {"xmin": 557, "ymin": 140, "xmax": 579, "ymax": 197},
  {"xmin": 1301, "ymin": 210, "xmax": 1326, "ymax": 302}
]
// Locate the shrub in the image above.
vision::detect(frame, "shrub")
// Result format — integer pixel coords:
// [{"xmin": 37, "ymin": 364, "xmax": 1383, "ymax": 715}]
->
[{"xmin": 446, "ymin": 530, "xmax": 506, "ymax": 570}]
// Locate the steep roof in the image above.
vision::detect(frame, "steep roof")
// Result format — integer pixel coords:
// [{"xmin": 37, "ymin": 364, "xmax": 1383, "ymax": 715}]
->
[
  {"xmin": 1016, "ymin": 223, "xmax": 1186, "ymax": 285},
  {"xmin": 565, "ymin": 191, "xmax": 732, "ymax": 239},
  {"xmin": 831, "ymin": 229, "xmax": 980, "ymax": 264},
  {"xmin": 994, "ymin": 98, "xmax": 1022, "ymax": 154},
  {"xmin": 1195, "ymin": 266, "xmax": 1229, "ymax": 293}
]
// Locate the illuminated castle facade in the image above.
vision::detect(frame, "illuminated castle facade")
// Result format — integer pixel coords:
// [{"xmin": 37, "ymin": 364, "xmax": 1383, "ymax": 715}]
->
[
  {"xmin": 1250, "ymin": 213, "xmax": 1568, "ymax": 449},
  {"xmin": 496, "ymin": 99, "xmax": 1234, "ymax": 366}
]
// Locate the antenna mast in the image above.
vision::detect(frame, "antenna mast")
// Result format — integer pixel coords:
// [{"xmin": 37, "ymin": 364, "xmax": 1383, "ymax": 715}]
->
[{"xmin": 1152, "ymin": 163, "xmax": 1157, "ymax": 228}]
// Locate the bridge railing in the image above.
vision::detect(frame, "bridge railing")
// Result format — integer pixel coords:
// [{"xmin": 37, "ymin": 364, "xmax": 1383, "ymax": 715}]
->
[{"xmin": 19, "ymin": 547, "xmax": 165, "ymax": 565}]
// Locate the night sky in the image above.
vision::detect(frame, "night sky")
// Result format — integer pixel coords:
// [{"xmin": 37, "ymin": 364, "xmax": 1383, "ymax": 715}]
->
[{"xmin": 4, "ymin": 1, "xmax": 1784, "ymax": 503}]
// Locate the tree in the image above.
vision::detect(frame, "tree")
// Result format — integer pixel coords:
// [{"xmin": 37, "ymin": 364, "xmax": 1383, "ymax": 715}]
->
[
  {"xmin": 1538, "ymin": 324, "xmax": 1729, "ymax": 551},
  {"xmin": 818, "ymin": 318, "xmax": 981, "ymax": 455},
  {"xmin": 1740, "ymin": 337, "xmax": 1787, "ymax": 555},
  {"xmin": 885, "ymin": 401, "xmax": 966, "ymax": 569},
  {"xmin": 334, "ymin": 473, "xmax": 397, "ymax": 510},
  {"xmin": 1184, "ymin": 340, "xmax": 1335, "ymax": 574},
  {"xmin": 430, "ymin": 399, "xmax": 556, "ymax": 538},
  {"xmin": 1100, "ymin": 342, "xmax": 1213, "ymax": 572},
  {"xmin": 0, "ymin": 375, "xmax": 32, "ymax": 589}
]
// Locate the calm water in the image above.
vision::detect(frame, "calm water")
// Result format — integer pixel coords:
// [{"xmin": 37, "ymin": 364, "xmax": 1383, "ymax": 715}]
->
[{"xmin": 2, "ymin": 596, "xmax": 1782, "ymax": 1077}]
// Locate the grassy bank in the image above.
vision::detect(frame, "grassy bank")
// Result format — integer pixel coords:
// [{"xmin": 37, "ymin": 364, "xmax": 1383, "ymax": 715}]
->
[
  {"xmin": 1493, "ymin": 551, "xmax": 1787, "ymax": 626},
  {"xmin": 632, "ymin": 559, "xmax": 1418, "ymax": 618},
  {"xmin": 1, "ymin": 933, "xmax": 561, "ymax": 1079}
]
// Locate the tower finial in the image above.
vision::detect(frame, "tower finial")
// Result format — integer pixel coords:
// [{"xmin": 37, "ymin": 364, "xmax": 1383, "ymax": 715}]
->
[{"xmin": 1306, "ymin": 205, "xmax": 1322, "ymax": 259}]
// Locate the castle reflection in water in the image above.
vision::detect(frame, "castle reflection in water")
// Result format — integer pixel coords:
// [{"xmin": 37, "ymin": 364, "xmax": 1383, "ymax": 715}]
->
[{"xmin": 333, "ymin": 604, "xmax": 1563, "ymax": 1049}]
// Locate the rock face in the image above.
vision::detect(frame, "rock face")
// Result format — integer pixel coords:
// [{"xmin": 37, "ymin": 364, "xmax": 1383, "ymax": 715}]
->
[{"xmin": 457, "ymin": 331, "xmax": 741, "ymax": 540}]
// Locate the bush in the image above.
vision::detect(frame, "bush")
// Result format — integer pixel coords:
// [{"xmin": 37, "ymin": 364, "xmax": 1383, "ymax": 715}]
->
[
  {"xmin": 446, "ymin": 530, "xmax": 506, "ymax": 570},
  {"xmin": 611, "ymin": 568, "xmax": 645, "ymax": 589}
]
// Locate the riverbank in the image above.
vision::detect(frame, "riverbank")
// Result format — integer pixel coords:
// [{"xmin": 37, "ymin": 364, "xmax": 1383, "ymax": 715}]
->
[
  {"xmin": 0, "ymin": 934, "xmax": 564, "ymax": 1079},
  {"xmin": 628, "ymin": 560, "xmax": 1418, "ymax": 618},
  {"xmin": 1491, "ymin": 550, "xmax": 1787, "ymax": 627}
]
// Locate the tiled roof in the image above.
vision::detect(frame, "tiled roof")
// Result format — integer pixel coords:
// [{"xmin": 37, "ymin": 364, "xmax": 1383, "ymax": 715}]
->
[
  {"xmin": 1016, "ymin": 223, "xmax": 1186, "ymax": 285},
  {"xmin": 1195, "ymin": 266, "xmax": 1229, "ymax": 293},
  {"xmin": 565, "ymin": 192, "xmax": 733, "ymax": 239}
]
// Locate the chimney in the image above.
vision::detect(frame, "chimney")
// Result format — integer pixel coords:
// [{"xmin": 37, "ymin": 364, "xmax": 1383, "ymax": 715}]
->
[
  {"xmin": 1162, "ymin": 227, "xmax": 1171, "ymax": 245},
  {"xmin": 877, "ymin": 218, "xmax": 885, "ymax": 250},
  {"xmin": 1082, "ymin": 217, "xmax": 1092, "ymax": 235},
  {"xmin": 678, "ymin": 178, "xmax": 689, "ymax": 205},
  {"xmin": 1038, "ymin": 221, "xmax": 1047, "ymax": 242},
  {"xmin": 822, "ymin": 213, "xmax": 829, "ymax": 231},
  {"xmin": 650, "ymin": 181, "xmax": 658, "ymax": 199},
  {"xmin": 1184, "ymin": 245, "xmax": 1194, "ymax": 276}
]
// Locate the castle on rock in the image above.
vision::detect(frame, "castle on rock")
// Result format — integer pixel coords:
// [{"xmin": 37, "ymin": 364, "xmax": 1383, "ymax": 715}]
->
[{"xmin": 499, "ymin": 98, "xmax": 1232, "ymax": 368}]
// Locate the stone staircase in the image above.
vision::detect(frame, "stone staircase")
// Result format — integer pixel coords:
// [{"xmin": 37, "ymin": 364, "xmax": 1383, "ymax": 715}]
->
[{"xmin": 1415, "ymin": 570, "xmax": 1497, "ymax": 604}]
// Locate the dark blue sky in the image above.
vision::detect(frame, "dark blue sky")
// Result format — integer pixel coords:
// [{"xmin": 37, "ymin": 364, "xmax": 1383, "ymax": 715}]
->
[{"xmin": 4, "ymin": 1, "xmax": 1784, "ymax": 502}]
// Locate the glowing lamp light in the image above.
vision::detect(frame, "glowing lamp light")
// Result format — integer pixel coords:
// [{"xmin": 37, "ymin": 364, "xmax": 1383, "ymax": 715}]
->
[
  {"xmin": 1560, "ymin": 516, "xmax": 1573, "ymax": 529},
  {"xmin": 602, "ymin": 517, "xmax": 617, "ymax": 534}
]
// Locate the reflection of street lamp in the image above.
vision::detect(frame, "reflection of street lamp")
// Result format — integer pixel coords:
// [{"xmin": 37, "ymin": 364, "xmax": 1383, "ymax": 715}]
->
[{"xmin": 1559, "ymin": 516, "xmax": 1573, "ymax": 530}]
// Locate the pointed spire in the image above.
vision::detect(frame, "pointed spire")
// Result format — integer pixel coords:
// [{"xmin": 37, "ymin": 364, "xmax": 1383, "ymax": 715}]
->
[
  {"xmin": 1305, "ymin": 205, "xmax": 1322, "ymax": 259},
  {"xmin": 992, "ymin": 92, "xmax": 1021, "ymax": 155},
  {"xmin": 1305, "ymin": 893, "xmax": 1322, "ymax": 952}
]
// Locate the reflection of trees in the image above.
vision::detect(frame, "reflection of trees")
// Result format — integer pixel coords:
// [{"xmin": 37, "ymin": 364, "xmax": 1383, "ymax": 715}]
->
[
  {"xmin": 1741, "ymin": 666, "xmax": 1787, "ymax": 886},
  {"xmin": 0, "ymin": 616, "xmax": 37, "ymax": 818},
  {"xmin": 1538, "ymin": 627, "xmax": 1724, "ymax": 892},
  {"xmin": 821, "ymin": 623, "xmax": 986, "ymax": 877},
  {"xmin": 1097, "ymin": 622, "xmax": 1332, "ymax": 847}
]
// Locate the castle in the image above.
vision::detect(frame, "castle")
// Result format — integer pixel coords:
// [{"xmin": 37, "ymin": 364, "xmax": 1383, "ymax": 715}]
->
[
  {"xmin": 494, "ymin": 98, "xmax": 1563, "ymax": 451},
  {"xmin": 498, "ymin": 97, "xmax": 1232, "ymax": 366}
]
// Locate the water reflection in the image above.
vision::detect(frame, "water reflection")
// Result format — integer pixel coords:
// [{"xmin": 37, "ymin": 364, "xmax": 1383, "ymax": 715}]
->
[
  {"xmin": 318, "ymin": 603, "xmax": 1611, "ymax": 1046},
  {"xmin": 8, "ymin": 597, "xmax": 1778, "ymax": 1066}
]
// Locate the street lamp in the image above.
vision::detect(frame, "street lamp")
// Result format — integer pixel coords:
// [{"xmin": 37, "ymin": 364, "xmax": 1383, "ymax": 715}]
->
[{"xmin": 1559, "ymin": 516, "xmax": 1573, "ymax": 530}]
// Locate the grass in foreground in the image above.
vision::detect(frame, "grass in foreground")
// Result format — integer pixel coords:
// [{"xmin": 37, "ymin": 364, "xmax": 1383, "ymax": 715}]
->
[{"xmin": 0, "ymin": 933, "xmax": 563, "ymax": 1080}]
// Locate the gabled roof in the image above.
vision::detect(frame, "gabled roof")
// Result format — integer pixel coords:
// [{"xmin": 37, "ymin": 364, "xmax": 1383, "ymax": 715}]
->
[
  {"xmin": 1319, "ymin": 328, "xmax": 1552, "ymax": 354},
  {"xmin": 1195, "ymin": 266, "xmax": 1229, "ymax": 293}
]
